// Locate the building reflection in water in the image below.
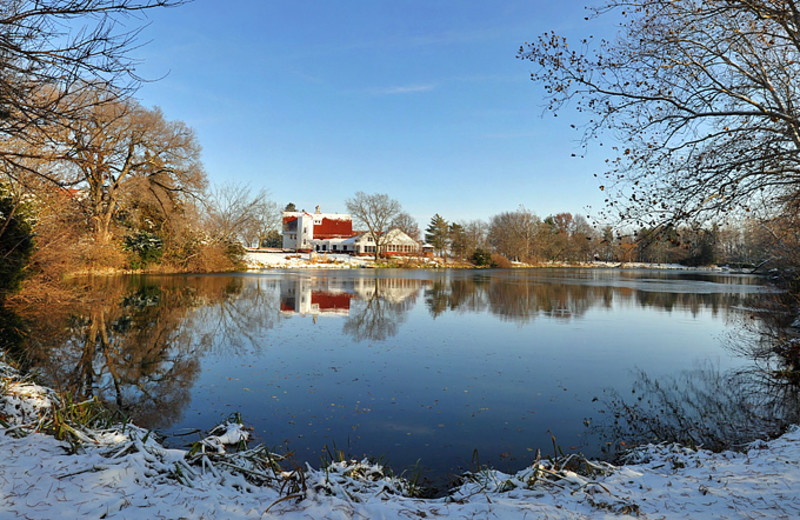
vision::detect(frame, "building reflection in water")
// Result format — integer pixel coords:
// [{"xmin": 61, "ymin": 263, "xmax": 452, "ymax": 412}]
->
[{"xmin": 279, "ymin": 276, "xmax": 427, "ymax": 319}]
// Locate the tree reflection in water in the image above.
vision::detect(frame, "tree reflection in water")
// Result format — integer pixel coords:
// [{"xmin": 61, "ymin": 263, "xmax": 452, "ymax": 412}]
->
[
  {"xmin": 423, "ymin": 271, "xmax": 749, "ymax": 323},
  {"xmin": 596, "ymin": 294, "xmax": 800, "ymax": 457},
  {"xmin": 11, "ymin": 275, "xmax": 282, "ymax": 430},
  {"xmin": 343, "ymin": 278, "xmax": 420, "ymax": 341},
  {"xmin": 3, "ymin": 269, "xmax": 789, "ymax": 464},
  {"xmin": 277, "ymin": 275, "xmax": 424, "ymax": 341}
]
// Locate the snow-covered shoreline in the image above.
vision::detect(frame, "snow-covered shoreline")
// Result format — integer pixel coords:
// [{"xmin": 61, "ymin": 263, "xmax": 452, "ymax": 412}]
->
[
  {"xmin": 244, "ymin": 251, "xmax": 372, "ymax": 269},
  {"xmin": 243, "ymin": 251, "xmax": 747, "ymax": 272},
  {"xmin": 2, "ymin": 360, "xmax": 798, "ymax": 519}
]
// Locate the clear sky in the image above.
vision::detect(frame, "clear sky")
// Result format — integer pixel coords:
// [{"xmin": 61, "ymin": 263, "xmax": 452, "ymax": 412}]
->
[{"xmin": 132, "ymin": 0, "xmax": 618, "ymax": 227}]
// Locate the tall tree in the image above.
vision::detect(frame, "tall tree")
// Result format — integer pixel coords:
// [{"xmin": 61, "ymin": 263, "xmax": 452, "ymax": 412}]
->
[
  {"xmin": 599, "ymin": 225, "xmax": 618, "ymax": 262},
  {"xmin": 542, "ymin": 212, "xmax": 596, "ymax": 262},
  {"xmin": 345, "ymin": 191, "xmax": 402, "ymax": 261},
  {"xmin": 449, "ymin": 222, "xmax": 467, "ymax": 259},
  {"xmin": 391, "ymin": 212, "xmax": 420, "ymax": 241},
  {"xmin": 205, "ymin": 182, "xmax": 278, "ymax": 247},
  {"xmin": 488, "ymin": 208, "xmax": 540, "ymax": 261},
  {"xmin": 425, "ymin": 214, "xmax": 450, "ymax": 259},
  {"xmin": 459, "ymin": 219, "xmax": 489, "ymax": 260},
  {"xmin": 55, "ymin": 94, "xmax": 205, "ymax": 244},
  {"xmin": 0, "ymin": 1, "xmax": 184, "ymax": 164},
  {"xmin": 518, "ymin": 1, "xmax": 800, "ymax": 228}
]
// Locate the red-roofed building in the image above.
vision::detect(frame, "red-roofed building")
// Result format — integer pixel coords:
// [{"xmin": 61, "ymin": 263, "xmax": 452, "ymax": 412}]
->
[{"xmin": 282, "ymin": 205, "xmax": 355, "ymax": 252}]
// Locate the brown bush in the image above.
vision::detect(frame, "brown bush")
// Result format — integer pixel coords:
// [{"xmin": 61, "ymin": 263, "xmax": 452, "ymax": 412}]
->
[
  {"xmin": 79, "ymin": 239, "xmax": 127, "ymax": 270},
  {"xmin": 177, "ymin": 242, "xmax": 237, "ymax": 273},
  {"xmin": 491, "ymin": 254, "xmax": 513, "ymax": 268}
]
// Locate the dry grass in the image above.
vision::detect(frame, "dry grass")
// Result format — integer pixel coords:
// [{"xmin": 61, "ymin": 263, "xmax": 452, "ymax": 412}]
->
[
  {"xmin": 176, "ymin": 242, "xmax": 239, "ymax": 273},
  {"xmin": 491, "ymin": 254, "xmax": 513, "ymax": 268}
]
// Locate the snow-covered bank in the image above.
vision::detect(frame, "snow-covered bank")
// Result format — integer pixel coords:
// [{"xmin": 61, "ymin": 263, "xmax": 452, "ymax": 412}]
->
[
  {"xmin": 242, "ymin": 252, "xmax": 745, "ymax": 272},
  {"xmin": 244, "ymin": 251, "xmax": 371, "ymax": 269},
  {"xmin": 2, "ymin": 361, "xmax": 798, "ymax": 519}
]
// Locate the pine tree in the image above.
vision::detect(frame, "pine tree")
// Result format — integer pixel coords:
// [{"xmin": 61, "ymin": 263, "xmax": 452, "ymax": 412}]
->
[
  {"xmin": 449, "ymin": 223, "xmax": 467, "ymax": 259},
  {"xmin": 425, "ymin": 214, "xmax": 450, "ymax": 258}
]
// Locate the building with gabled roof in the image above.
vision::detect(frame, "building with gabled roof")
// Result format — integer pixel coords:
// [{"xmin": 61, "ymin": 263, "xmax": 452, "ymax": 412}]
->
[
  {"xmin": 282, "ymin": 205, "xmax": 420, "ymax": 256},
  {"xmin": 282, "ymin": 205, "xmax": 354, "ymax": 251}
]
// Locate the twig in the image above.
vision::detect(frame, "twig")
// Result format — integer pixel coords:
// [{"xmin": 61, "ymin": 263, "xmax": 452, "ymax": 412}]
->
[{"xmin": 264, "ymin": 493, "xmax": 304, "ymax": 514}]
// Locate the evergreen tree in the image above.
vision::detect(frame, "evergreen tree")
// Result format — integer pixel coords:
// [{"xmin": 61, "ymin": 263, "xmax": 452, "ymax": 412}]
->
[
  {"xmin": 425, "ymin": 214, "xmax": 450, "ymax": 258},
  {"xmin": 449, "ymin": 223, "xmax": 467, "ymax": 259}
]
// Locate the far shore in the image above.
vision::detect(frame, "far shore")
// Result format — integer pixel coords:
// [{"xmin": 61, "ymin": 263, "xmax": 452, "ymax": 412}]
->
[{"xmin": 242, "ymin": 251, "xmax": 756, "ymax": 273}]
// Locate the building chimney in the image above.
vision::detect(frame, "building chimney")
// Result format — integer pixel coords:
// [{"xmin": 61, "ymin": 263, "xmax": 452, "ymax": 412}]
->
[{"xmin": 315, "ymin": 205, "xmax": 321, "ymax": 214}]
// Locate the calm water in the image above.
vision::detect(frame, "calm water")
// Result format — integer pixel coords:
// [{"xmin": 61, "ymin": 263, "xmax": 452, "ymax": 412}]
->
[{"xmin": 14, "ymin": 269, "xmax": 778, "ymax": 483}]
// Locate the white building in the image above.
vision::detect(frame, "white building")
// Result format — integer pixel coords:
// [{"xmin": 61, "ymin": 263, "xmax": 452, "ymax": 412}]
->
[
  {"xmin": 282, "ymin": 206, "xmax": 354, "ymax": 251},
  {"xmin": 313, "ymin": 228, "xmax": 420, "ymax": 256}
]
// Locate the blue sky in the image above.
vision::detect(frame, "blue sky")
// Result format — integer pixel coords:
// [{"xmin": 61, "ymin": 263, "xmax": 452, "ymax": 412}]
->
[{"xmin": 133, "ymin": 1, "xmax": 618, "ymax": 226}]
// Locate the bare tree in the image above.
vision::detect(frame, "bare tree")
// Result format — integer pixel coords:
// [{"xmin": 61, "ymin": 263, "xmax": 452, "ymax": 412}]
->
[
  {"xmin": 453, "ymin": 219, "xmax": 489, "ymax": 261},
  {"xmin": 246, "ymin": 199, "xmax": 281, "ymax": 248},
  {"xmin": 518, "ymin": 1, "xmax": 800, "ymax": 228},
  {"xmin": 52, "ymin": 93, "xmax": 205, "ymax": 244},
  {"xmin": 0, "ymin": 1, "xmax": 184, "ymax": 155},
  {"xmin": 489, "ymin": 208, "xmax": 540, "ymax": 261},
  {"xmin": 205, "ymin": 182, "xmax": 277, "ymax": 247},
  {"xmin": 391, "ymin": 211, "xmax": 420, "ymax": 241},
  {"xmin": 345, "ymin": 191, "xmax": 402, "ymax": 261}
]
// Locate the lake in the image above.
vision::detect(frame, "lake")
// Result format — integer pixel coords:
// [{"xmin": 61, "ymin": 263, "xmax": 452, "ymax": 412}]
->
[{"xmin": 11, "ymin": 268, "xmax": 785, "ymax": 486}]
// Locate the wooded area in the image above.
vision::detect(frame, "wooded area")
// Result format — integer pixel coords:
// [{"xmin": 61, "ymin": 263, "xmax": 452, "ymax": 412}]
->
[{"xmin": 0, "ymin": 1, "xmax": 284, "ymax": 302}]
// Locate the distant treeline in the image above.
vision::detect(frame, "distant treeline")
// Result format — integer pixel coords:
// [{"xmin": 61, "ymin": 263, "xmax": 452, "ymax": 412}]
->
[{"xmin": 421, "ymin": 208, "xmax": 778, "ymax": 269}]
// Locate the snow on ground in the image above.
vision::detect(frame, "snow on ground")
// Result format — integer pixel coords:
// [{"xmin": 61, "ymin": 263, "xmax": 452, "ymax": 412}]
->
[
  {"xmin": 242, "ymin": 252, "xmax": 727, "ymax": 272},
  {"xmin": 244, "ymin": 251, "xmax": 371, "ymax": 269},
  {"xmin": 2, "ymin": 362, "xmax": 799, "ymax": 519}
]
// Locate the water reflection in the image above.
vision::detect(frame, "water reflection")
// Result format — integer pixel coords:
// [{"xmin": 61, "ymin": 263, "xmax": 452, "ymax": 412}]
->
[
  {"xmin": 278, "ymin": 275, "xmax": 425, "ymax": 340},
  {"xmin": 423, "ymin": 270, "xmax": 760, "ymax": 322},
  {"xmin": 3, "ymin": 269, "xmax": 786, "ymax": 482},
  {"xmin": 597, "ymin": 296, "xmax": 800, "ymax": 456},
  {"xmin": 11, "ymin": 275, "xmax": 279, "ymax": 429}
]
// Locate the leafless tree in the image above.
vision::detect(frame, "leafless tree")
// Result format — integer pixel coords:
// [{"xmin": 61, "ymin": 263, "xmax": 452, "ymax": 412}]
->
[
  {"xmin": 460, "ymin": 219, "xmax": 489, "ymax": 256},
  {"xmin": 390, "ymin": 211, "xmax": 420, "ymax": 241},
  {"xmin": 519, "ymin": 1, "xmax": 800, "ymax": 229},
  {"xmin": 346, "ymin": 191, "xmax": 403, "ymax": 260},
  {"xmin": 488, "ymin": 207, "xmax": 540, "ymax": 261},
  {"xmin": 0, "ymin": 1, "xmax": 184, "ymax": 155},
  {"xmin": 51, "ymin": 93, "xmax": 205, "ymax": 244},
  {"xmin": 245, "ymin": 199, "xmax": 281, "ymax": 248},
  {"xmin": 204, "ymin": 182, "xmax": 277, "ymax": 247}
]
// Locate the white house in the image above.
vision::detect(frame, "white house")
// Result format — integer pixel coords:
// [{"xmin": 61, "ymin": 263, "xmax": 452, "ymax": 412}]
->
[
  {"xmin": 313, "ymin": 228, "xmax": 420, "ymax": 256},
  {"xmin": 282, "ymin": 206, "xmax": 354, "ymax": 251},
  {"xmin": 281, "ymin": 206, "xmax": 421, "ymax": 256}
]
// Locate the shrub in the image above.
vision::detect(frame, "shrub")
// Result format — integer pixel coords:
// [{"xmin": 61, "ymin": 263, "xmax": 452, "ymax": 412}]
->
[
  {"xmin": 0, "ymin": 187, "xmax": 35, "ymax": 299},
  {"xmin": 124, "ymin": 231, "xmax": 164, "ymax": 269},
  {"xmin": 80, "ymin": 239, "xmax": 127, "ymax": 270},
  {"xmin": 471, "ymin": 248, "xmax": 493, "ymax": 266},
  {"xmin": 490, "ymin": 253, "xmax": 512, "ymax": 268}
]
